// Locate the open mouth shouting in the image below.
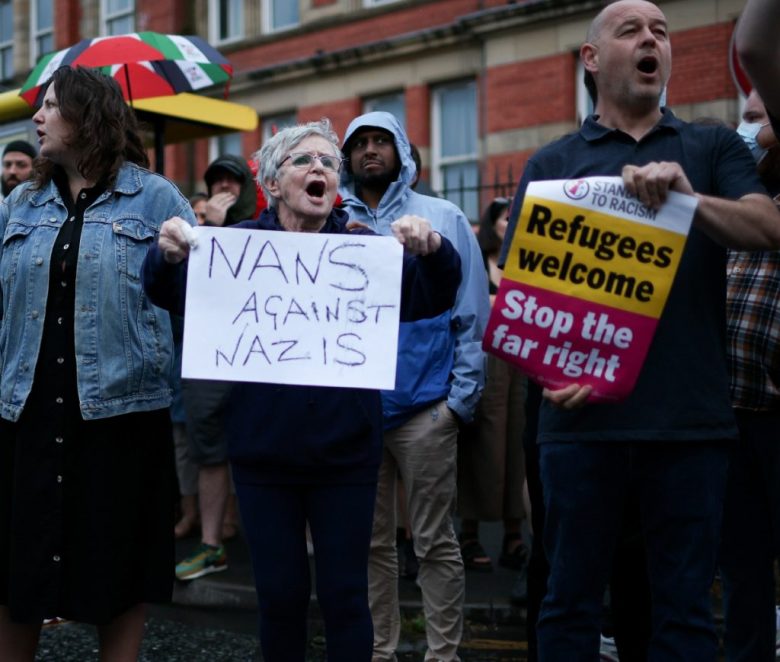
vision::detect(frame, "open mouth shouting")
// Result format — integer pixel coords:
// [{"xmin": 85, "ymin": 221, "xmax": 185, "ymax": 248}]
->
[
  {"xmin": 636, "ymin": 55, "xmax": 659, "ymax": 77},
  {"xmin": 306, "ymin": 180, "xmax": 327, "ymax": 201}
]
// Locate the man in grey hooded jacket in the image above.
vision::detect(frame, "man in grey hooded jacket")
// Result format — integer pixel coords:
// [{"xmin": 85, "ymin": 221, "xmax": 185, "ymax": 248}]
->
[{"xmin": 339, "ymin": 112, "xmax": 489, "ymax": 661}]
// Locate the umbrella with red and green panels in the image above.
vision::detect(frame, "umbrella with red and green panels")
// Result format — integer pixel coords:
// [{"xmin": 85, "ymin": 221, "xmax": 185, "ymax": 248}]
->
[{"xmin": 19, "ymin": 32, "xmax": 233, "ymax": 106}]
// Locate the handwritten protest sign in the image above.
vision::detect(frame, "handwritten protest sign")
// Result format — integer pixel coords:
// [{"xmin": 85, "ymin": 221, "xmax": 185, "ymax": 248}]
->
[
  {"xmin": 182, "ymin": 227, "xmax": 403, "ymax": 389},
  {"xmin": 484, "ymin": 177, "xmax": 697, "ymax": 402}
]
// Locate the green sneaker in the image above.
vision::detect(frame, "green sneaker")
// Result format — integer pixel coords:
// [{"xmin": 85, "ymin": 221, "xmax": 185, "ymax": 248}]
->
[{"xmin": 175, "ymin": 542, "xmax": 228, "ymax": 580}]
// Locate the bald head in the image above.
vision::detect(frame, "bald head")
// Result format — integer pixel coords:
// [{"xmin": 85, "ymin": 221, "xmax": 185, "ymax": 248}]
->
[
  {"xmin": 580, "ymin": 0, "xmax": 670, "ymax": 123},
  {"xmin": 587, "ymin": 0, "xmax": 664, "ymax": 44}
]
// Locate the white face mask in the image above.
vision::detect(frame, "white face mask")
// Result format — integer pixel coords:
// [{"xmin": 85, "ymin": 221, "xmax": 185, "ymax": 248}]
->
[{"xmin": 737, "ymin": 121, "xmax": 770, "ymax": 163}]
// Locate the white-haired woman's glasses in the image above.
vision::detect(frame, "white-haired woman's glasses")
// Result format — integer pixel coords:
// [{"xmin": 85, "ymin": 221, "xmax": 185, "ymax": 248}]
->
[{"xmin": 278, "ymin": 152, "xmax": 344, "ymax": 173}]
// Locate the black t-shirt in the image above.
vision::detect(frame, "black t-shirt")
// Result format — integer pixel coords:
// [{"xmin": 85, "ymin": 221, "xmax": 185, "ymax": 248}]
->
[{"xmin": 501, "ymin": 110, "xmax": 766, "ymax": 443}]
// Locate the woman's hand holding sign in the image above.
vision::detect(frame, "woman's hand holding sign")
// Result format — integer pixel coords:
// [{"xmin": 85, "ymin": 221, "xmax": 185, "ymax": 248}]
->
[
  {"xmin": 159, "ymin": 217, "xmax": 198, "ymax": 264},
  {"xmin": 391, "ymin": 215, "xmax": 442, "ymax": 256}
]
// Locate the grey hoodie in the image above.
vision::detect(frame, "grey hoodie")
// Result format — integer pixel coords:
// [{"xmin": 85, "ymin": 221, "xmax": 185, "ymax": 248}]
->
[{"xmin": 339, "ymin": 111, "xmax": 489, "ymax": 425}]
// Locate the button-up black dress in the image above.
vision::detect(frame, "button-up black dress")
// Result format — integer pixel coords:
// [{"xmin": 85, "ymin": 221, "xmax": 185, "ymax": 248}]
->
[{"xmin": 0, "ymin": 175, "xmax": 175, "ymax": 625}]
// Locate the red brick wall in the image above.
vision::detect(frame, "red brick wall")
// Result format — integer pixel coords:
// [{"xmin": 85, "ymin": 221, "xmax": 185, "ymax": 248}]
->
[
  {"xmin": 298, "ymin": 98, "xmax": 362, "ymax": 141},
  {"xmin": 405, "ymin": 85, "xmax": 430, "ymax": 147},
  {"xmin": 667, "ymin": 22, "xmax": 737, "ymax": 105},
  {"xmin": 242, "ymin": 124, "xmax": 262, "ymax": 157},
  {"xmin": 485, "ymin": 52, "xmax": 577, "ymax": 132},
  {"xmin": 228, "ymin": 0, "xmax": 478, "ymax": 73},
  {"xmin": 54, "ymin": 0, "xmax": 81, "ymax": 48},
  {"xmin": 159, "ymin": 8, "xmax": 743, "ymax": 202},
  {"xmin": 312, "ymin": 0, "xmax": 338, "ymax": 6},
  {"xmin": 137, "ymin": 0, "xmax": 186, "ymax": 32}
]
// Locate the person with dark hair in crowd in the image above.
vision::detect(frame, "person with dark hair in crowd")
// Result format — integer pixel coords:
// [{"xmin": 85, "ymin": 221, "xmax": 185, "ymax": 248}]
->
[
  {"xmin": 721, "ymin": 88, "xmax": 780, "ymax": 662},
  {"xmin": 1, "ymin": 140, "xmax": 36, "ymax": 200},
  {"xmin": 499, "ymin": 1, "xmax": 780, "ymax": 658},
  {"xmin": 143, "ymin": 119, "xmax": 461, "ymax": 662},
  {"xmin": 201, "ymin": 154, "xmax": 257, "ymax": 227},
  {"xmin": 173, "ymin": 155, "xmax": 256, "ymax": 581},
  {"xmin": 457, "ymin": 197, "xmax": 529, "ymax": 579},
  {"xmin": 408, "ymin": 143, "xmax": 438, "ymax": 197},
  {"xmin": 0, "ymin": 66, "xmax": 193, "ymax": 660},
  {"xmin": 189, "ymin": 192, "xmax": 208, "ymax": 225}
]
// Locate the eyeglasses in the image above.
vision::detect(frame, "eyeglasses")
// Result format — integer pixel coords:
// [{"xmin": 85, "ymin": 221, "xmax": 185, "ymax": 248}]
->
[{"xmin": 278, "ymin": 152, "xmax": 344, "ymax": 173}]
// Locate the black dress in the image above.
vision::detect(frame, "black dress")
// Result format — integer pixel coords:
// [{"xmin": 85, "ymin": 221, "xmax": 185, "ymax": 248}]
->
[{"xmin": 0, "ymin": 176, "xmax": 175, "ymax": 625}]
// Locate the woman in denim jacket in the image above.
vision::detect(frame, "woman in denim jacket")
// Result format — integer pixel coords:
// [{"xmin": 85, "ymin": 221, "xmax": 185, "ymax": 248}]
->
[{"xmin": 0, "ymin": 67, "xmax": 194, "ymax": 660}]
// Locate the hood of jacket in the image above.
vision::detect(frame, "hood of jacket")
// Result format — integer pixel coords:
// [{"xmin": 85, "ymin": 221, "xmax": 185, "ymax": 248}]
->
[
  {"xmin": 205, "ymin": 154, "xmax": 257, "ymax": 226},
  {"xmin": 339, "ymin": 111, "xmax": 417, "ymax": 216}
]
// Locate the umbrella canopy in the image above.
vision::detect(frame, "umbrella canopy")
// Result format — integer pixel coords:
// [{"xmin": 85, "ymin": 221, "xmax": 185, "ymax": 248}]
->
[{"xmin": 19, "ymin": 32, "xmax": 233, "ymax": 106}]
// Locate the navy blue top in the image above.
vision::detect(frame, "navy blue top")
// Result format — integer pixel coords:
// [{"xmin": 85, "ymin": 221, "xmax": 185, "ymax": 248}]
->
[
  {"xmin": 143, "ymin": 207, "xmax": 461, "ymax": 483},
  {"xmin": 500, "ymin": 110, "xmax": 766, "ymax": 443}
]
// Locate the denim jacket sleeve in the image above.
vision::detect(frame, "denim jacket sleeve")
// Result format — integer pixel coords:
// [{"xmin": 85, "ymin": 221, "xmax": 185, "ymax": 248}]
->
[
  {"xmin": 0, "ymin": 197, "xmax": 8, "ymax": 323},
  {"xmin": 142, "ymin": 242, "xmax": 188, "ymax": 316}
]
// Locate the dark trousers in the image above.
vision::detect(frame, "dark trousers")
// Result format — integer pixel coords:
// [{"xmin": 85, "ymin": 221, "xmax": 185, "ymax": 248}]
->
[
  {"xmin": 720, "ymin": 409, "xmax": 780, "ymax": 662},
  {"xmin": 537, "ymin": 441, "xmax": 729, "ymax": 662},
  {"xmin": 609, "ymin": 495, "xmax": 652, "ymax": 661},
  {"xmin": 523, "ymin": 383, "xmax": 651, "ymax": 662},
  {"xmin": 235, "ymin": 480, "xmax": 377, "ymax": 662}
]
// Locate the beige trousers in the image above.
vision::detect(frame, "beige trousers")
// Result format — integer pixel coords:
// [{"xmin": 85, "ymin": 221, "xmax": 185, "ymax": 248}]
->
[{"xmin": 369, "ymin": 400, "xmax": 464, "ymax": 662}]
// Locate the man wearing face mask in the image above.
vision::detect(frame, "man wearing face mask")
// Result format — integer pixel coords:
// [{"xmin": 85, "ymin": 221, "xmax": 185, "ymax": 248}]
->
[{"xmin": 720, "ymin": 88, "xmax": 780, "ymax": 661}]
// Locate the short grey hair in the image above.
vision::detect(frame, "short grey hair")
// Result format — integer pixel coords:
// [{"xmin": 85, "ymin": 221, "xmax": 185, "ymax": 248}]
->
[{"xmin": 252, "ymin": 119, "xmax": 341, "ymax": 208}]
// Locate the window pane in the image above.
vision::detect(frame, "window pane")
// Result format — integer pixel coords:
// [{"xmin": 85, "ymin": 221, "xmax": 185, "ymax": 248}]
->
[
  {"xmin": 441, "ymin": 162, "xmax": 478, "ymax": 221},
  {"xmin": 363, "ymin": 93, "xmax": 405, "ymax": 130},
  {"xmin": 272, "ymin": 0, "xmax": 299, "ymax": 29},
  {"xmin": 107, "ymin": 0, "xmax": 132, "ymax": 13},
  {"xmin": 107, "ymin": 15, "xmax": 134, "ymax": 35},
  {"xmin": 262, "ymin": 112, "xmax": 297, "ymax": 143},
  {"xmin": 37, "ymin": 33, "xmax": 53, "ymax": 57},
  {"xmin": 0, "ymin": 1, "xmax": 12, "ymax": 41},
  {"xmin": 217, "ymin": 133, "xmax": 243, "ymax": 157},
  {"xmin": 438, "ymin": 82, "xmax": 476, "ymax": 158},
  {"xmin": 36, "ymin": 0, "xmax": 53, "ymax": 30},
  {"xmin": 219, "ymin": 0, "xmax": 241, "ymax": 40},
  {"xmin": 1, "ymin": 46, "xmax": 12, "ymax": 80}
]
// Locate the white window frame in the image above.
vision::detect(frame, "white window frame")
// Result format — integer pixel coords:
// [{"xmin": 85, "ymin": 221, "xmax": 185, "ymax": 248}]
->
[
  {"xmin": 30, "ymin": 0, "xmax": 54, "ymax": 67},
  {"xmin": 262, "ymin": 0, "xmax": 299, "ymax": 35},
  {"xmin": 100, "ymin": 0, "xmax": 135, "ymax": 36},
  {"xmin": 0, "ymin": 0, "xmax": 13, "ymax": 81},
  {"xmin": 362, "ymin": 0, "xmax": 400, "ymax": 7},
  {"xmin": 430, "ymin": 79, "xmax": 479, "ymax": 218},
  {"xmin": 575, "ymin": 59, "xmax": 596, "ymax": 126},
  {"xmin": 208, "ymin": 0, "xmax": 244, "ymax": 45}
]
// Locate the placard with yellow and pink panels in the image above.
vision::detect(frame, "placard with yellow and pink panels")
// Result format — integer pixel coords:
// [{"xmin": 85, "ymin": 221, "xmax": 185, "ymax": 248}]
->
[{"xmin": 484, "ymin": 177, "xmax": 698, "ymax": 402}]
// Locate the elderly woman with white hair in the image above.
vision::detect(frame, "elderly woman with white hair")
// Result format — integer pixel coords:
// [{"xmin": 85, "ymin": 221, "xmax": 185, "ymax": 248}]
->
[{"xmin": 142, "ymin": 119, "xmax": 461, "ymax": 661}]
